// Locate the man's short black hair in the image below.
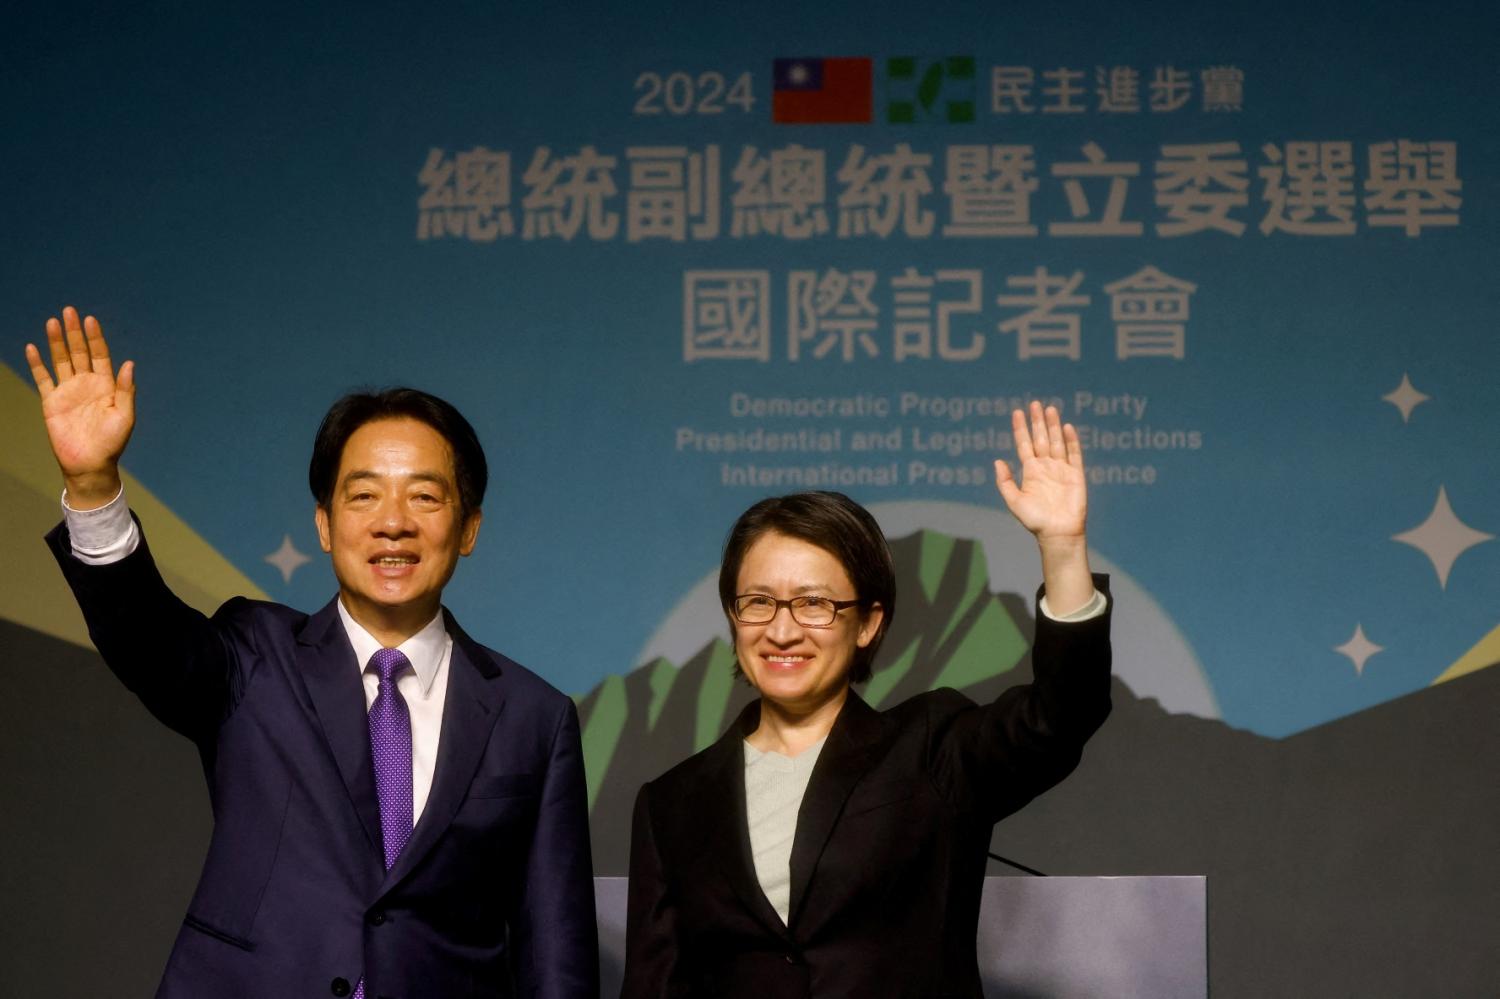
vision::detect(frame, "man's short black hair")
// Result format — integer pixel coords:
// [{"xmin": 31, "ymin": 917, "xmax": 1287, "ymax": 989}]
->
[
  {"xmin": 718, "ymin": 491, "xmax": 896, "ymax": 685},
  {"xmin": 309, "ymin": 388, "xmax": 487, "ymax": 517}
]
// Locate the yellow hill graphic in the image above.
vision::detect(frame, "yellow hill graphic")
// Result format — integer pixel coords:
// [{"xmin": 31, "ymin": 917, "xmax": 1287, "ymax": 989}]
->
[
  {"xmin": 1432, "ymin": 622, "xmax": 1500, "ymax": 685},
  {"xmin": 1, "ymin": 363, "xmax": 268, "ymax": 649}
]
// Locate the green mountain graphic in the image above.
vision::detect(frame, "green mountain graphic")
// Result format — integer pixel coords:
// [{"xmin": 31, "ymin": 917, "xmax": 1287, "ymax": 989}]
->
[
  {"xmin": 576, "ymin": 529, "xmax": 1037, "ymax": 866},
  {"xmin": 7, "ymin": 538, "xmax": 1497, "ymax": 996}
]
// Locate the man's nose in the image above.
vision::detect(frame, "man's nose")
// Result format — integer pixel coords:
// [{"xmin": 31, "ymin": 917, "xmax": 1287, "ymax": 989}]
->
[{"xmin": 371, "ymin": 496, "xmax": 417, "ymax": 535}]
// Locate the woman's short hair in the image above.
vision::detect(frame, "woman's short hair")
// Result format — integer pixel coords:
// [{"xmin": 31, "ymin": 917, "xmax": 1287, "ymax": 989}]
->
[
  {"xmin": 718, "ymin": 491, "xmax": 896, "ymax": 685},
  {"xmin": 309, "ymin": 387, "xmax": 488, "ymax": 518}
]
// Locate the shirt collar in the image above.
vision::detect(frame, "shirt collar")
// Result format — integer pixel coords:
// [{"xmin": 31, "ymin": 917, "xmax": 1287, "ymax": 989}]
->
[
  {"xmin": 743, "ymin": 733, "xmax": 829, "ymax": 769},
  {"xmin": 336, "ymin": 600, "xmax": 450, "ymax": 696}
]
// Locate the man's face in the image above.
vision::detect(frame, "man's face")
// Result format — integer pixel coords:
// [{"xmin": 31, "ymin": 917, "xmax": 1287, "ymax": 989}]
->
[{"xmin": 314, "ymin": 417, "xmax": 480, "ymax": 638}]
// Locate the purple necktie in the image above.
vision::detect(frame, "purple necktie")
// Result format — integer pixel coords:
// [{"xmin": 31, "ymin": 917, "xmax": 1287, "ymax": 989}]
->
[
  {"xmin": 367, "ymin": 647, "xmax": 415, "ymax": 871},
  {"xmin": 355, "ymin": 648, "xmax": 414, "ymax": 999}
]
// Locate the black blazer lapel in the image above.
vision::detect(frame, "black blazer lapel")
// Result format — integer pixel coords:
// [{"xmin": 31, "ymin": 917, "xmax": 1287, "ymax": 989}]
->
[
  {"xmin": 380, "ymin": 613, "xmax": 505, "ymax": 891},
  {"xmin": 786, "ymin": 691, "xmax": 886, "ymax": 930},
  {"xmin": 297, "ymin": 597, "xmax": 382, "ymax": 855},
  {"xmin": 701, "ymin": 701, "xmax": 793, "ymax": 939}
]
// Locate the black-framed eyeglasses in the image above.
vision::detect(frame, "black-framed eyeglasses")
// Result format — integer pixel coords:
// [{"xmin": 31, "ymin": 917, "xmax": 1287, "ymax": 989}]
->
[{"xmin": 731, "ymin": 594, "xmax": 865, "ymax": 628}]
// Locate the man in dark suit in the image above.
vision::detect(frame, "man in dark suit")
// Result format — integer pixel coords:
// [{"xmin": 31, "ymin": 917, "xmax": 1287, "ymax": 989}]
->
[{"xmin": 26, "ymin": 306, "xmax": 598, "ymax": 999}]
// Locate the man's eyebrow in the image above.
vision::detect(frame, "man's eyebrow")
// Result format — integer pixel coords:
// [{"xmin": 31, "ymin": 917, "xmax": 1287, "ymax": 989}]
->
[{"xmin": 340, "ymin": 470, "xmax": 453, "ymax": 486}]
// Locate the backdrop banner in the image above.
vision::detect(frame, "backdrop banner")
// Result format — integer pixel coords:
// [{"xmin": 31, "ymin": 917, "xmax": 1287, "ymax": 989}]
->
[{"xmin": 3, "ymin": 2, "xmax": 1496, "ymax": 996}]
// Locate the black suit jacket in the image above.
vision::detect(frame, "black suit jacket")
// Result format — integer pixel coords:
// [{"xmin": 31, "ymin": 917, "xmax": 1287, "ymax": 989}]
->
[
  {"xmin": 47, "ymin": 522, "xmax": 599, "ymax": 999},
  {"xmin": 622, "ymin": 578, "xmax": 1111, "ymax": 999}
]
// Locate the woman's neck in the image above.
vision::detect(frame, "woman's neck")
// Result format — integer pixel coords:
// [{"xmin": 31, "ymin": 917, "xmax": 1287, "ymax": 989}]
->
[{"xmin": 747, "ymin": 685, "xmax": 849, "ymax": 756}]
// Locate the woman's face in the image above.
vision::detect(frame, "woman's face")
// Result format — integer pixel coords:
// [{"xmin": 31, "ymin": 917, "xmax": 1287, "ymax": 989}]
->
[{"xmin": 732, "ymin": 531, "xmax": 883, "ymax": 715}]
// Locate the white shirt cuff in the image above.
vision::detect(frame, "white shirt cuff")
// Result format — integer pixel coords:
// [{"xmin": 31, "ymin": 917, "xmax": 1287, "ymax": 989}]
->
[
  {"xmin": 61, "ymin": 486, "xmax": 139, "ymax": 564},
  {"xmin": 1038, "ymin": 588, "xmax": 1106, "ymax": 623}
]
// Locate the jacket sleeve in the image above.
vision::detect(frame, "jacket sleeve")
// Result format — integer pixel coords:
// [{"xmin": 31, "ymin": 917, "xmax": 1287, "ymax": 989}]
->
[
  {"xmin": 620, "ymin": 783, "xmax": 681, "ymax": 998},
  {"xmin": 511, "ymin": 697, "xmax": 600, "ymax": 999},
  {"xmin": 930, "ymin": 572, "xmax": 1114, "ymax": 823},
  {"xmin": 45, "ymin": 518, "xmax": 247, "ymax": 746}
]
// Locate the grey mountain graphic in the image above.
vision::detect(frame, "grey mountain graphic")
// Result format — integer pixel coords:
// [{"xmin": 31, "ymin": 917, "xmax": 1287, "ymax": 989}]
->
[
  {"xmin": 567, "ymin": 527, "xmax": 1499, "ymax": 996},
  {"xmin": 3, "ymin": 524, "xmax": 1496, "ymax": 995}
]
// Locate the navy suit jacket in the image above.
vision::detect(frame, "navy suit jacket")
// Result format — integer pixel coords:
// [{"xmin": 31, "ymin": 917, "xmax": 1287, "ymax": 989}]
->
[
  {"xmin": 622, "ymin": 578, "xmax": 1111, "ymax": 999},
  {"xmin": 47, "ymin": 522, "xmax": 598, "ymax": 999}
]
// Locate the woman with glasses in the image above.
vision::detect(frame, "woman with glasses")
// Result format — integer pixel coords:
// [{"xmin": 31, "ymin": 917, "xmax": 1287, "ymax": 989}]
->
[{"xmin": 620, "ymin": 402, "xmax": 1112, "ymax": 999}]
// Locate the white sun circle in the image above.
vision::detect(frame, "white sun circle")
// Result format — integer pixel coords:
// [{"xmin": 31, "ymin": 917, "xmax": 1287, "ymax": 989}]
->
[{"xmin": 637, "ymin": 499, "xmax": 1219, "ymax": 719}]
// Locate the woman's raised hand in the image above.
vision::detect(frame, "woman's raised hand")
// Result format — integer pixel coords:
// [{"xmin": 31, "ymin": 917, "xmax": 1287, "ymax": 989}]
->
[{"xmin": 993, "ymin": 401, "xmax": 1086, "ymax": 541}]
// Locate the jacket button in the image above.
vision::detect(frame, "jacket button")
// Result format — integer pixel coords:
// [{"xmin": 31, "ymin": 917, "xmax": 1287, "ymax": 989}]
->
[
  {"xmin": 330, "ymin": 978, "xmax": 351, "ymax": 997},
  {"xmin": 367, "ymin": 910, "xmax": 387, "ymax": 926}
]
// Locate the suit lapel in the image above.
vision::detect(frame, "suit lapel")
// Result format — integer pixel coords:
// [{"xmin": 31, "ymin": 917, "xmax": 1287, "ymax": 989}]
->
[
  {"xmin": 297, "ymin": 598, "xmax": 382, "ymax": 854},
  {"xmin": 702, "ymin": 701, "xmax": 794, "ymax": 939},
  {"xmin": 786, "ymin": 691, "xmax": 886, "ymax": 930},
  {"xmin": 380, "ymin": 613, "xmax": 505, "ymax": 892}
]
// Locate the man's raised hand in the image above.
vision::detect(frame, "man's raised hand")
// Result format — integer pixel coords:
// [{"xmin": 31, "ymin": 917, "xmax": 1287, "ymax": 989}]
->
[{"xmin": 25, "ymin": 306, "xmax": 135, "ymax": 509}]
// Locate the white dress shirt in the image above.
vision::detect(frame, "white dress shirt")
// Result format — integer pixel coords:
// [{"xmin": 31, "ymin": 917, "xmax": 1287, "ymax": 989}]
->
[{"xmin": 62, "ymin": 487, "xmax": 450, "ymax": 822}]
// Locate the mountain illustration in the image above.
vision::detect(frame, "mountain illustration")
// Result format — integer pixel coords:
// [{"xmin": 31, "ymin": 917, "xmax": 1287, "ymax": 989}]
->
[
  {"xmin": 0, "ymin": 362, "xmax": 266, "ymax": 649},
  {"xmin": 577, "ymin": 529, "xmax": 1039, "ymax": 866},
  {"xmin": 993, "ymin": 657, "xmax": 1500, "ymax": 997},
  {"xmin": 3, "ymin": 521, "xmax": 1495, "ymax": 995},
  {"xmin": 571, "ymin": 527, "xmax": 1499, "ymax": 996}
]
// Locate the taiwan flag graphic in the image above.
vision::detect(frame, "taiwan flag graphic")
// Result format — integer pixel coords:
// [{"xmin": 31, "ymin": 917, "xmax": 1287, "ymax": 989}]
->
[{"xmin": 772, "ymin": 57, "xmax": 873, "ymax": 123}]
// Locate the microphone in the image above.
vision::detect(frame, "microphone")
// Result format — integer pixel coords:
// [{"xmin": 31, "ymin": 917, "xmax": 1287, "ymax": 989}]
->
[{"xmin": 987, "ymin": 851, "xmax": 1046, "ymax": 876}]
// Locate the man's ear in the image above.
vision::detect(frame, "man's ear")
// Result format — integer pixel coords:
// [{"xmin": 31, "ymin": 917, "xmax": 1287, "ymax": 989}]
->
[
  {"xmin": 314, "ymin": 505, "xmax": 333, "ymax": 554},
  {"xmin": 459, "ymin": 508, "xmax": 482, "ymax": 556}
]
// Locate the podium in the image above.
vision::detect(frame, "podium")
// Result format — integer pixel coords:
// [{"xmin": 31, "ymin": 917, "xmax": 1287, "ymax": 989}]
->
[{"xmin": 593, "ymin": 875, "xmax": 1207, "ymax": 998}]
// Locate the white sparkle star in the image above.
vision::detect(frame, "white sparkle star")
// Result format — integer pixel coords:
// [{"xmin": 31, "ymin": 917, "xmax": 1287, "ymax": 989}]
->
[
  {"xmin": 1391, "ymin": 486, "xmax": 1494, "ymax": 589},
  {"xmin": 1381, "ymin": 373, "xmax": 1430, "ymax": 423},
  {"xmin": 265, "ymin": 534, "xmax": 312, "ymax": 584},
  {"xmin": 1334, "ymin": 623, "xmax": 1383, "ymax": 676},
  {"xmin": 789, "ymin": 63, "xmax": 809, "ymax": 85}
]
